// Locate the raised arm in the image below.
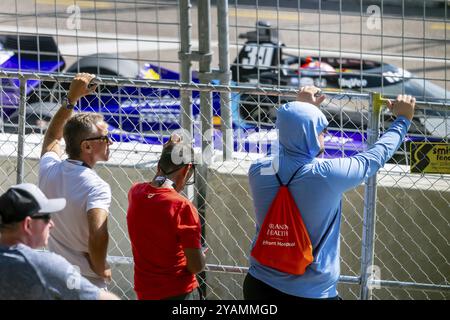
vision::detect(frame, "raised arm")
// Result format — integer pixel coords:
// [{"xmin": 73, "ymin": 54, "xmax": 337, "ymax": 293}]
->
[
  {"xmin": 41, "ymin": 73, "xmax": 97, "ymax": 157},
  {"xmin": 318, "ymin": 95, "xmax": 416, "ymax": 194}
]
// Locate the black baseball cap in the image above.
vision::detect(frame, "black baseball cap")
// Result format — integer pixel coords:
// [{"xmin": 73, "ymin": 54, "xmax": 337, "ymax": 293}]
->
[{"xmin": 0, "ymin": 183, "xmax": 66, "ymax": 225}]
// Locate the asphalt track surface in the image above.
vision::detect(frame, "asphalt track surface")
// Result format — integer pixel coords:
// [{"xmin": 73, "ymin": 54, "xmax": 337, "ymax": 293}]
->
[{"xmin": 0, "ymin": 0, "xmax": 448, "ymax": 92}]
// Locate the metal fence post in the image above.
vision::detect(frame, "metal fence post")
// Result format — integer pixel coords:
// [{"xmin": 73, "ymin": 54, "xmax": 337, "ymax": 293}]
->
[
  {"xmin": 179, "ymin": 0, "xmax": 193, "ymax": 137},
  {"xmin": 196, "ymin": 0, "xmax": 212, "ymax": 300},
  {"xmin": 217, "ymin": 0, "xmax": 233, "ymax": 161},
  {"xmin": 198, "ymin": 0, "xmax": 213, "ymax": 162},
  {"xmin": 178, "ymin": 0, "xmax": 196, "ymax": 204},
  {"xmin": 16, "ymin": 76, "xmax": 27, "ymax": 184},
  {"xmin": 360, "ymin": 92, "xmax": 383, "ymax": 300}
]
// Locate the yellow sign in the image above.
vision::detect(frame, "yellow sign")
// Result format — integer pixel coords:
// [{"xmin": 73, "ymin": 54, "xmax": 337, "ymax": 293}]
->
[
  {"xmin": 142, "ymin": 68, "xmax": 161, "ymax": 80},
  {"xmin": 410, "ymin": 142, "xmax": 450, "ymax": 174}
]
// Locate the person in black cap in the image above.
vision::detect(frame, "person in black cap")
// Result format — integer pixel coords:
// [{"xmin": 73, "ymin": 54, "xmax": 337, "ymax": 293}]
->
[
  {"xmin": 0, "ymin": 183, "xmax": 119, "ymax": 300},
  {"xmin": 0, "ymin": 183, "xmax": 65, "ymax": 248}
]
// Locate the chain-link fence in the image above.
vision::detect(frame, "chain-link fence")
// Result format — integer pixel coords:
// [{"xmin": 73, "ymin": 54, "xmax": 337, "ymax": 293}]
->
[
  {"xmin": 228, "ymin": 0, "xmax": 449, "ymax": 102},
  {"xmin": 0, "ymin": 71, "xmax": 448, "ymax": 300},
  {"xmin": 0, "ymin": 0, "xmax": 180, "ymax": 74},
  {"xmin": 370, "ymin": 99, "xmax": 450, "ymax": 300}
]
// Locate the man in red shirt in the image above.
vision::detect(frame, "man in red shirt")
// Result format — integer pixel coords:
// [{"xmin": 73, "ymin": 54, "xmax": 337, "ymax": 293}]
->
[{"xmin": 127, "ymin": 135, "xmax": 205, "ymax": 300}]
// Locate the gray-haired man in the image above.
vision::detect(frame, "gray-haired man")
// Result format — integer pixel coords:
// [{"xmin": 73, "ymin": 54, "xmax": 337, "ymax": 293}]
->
[{"xmin": 39, "ymin": 73, "xmax": 113, "ymax": 288}]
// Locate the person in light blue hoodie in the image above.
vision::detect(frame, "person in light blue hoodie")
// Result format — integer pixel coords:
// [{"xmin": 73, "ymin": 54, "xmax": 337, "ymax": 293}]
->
[{"xmin": 244, "ymin": 86, "xmax": 416, "ymax": 300}]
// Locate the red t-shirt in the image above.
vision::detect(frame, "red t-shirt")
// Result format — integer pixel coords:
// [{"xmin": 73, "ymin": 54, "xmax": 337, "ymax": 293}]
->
[{"xmin": 126, "ymin": 182, "xmax": 201, "ymax": 300}]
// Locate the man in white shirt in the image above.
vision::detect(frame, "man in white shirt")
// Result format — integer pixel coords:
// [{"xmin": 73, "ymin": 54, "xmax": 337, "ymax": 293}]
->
[{"xmin": 39, "ymin": 73, "xmax": 113, "ymax": 288}]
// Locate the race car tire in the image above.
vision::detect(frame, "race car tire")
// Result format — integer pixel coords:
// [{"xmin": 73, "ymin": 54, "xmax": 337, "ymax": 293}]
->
[
  {"xmin": 239, "ymin": 94, "xmax": 281, "ymax": 124},
  {"xmin": 65, "ymin": 53, "xmax": 141, "ymax": 78},
  {"xmin": 52, "ymin": 54, "xmax": 142, "ymax": 99}
]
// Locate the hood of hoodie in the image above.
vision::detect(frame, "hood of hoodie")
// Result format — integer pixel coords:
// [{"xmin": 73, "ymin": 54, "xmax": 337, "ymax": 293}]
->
[{"xmin": 276, "ymin": 101, "xmax": 329, "ymax": 161}]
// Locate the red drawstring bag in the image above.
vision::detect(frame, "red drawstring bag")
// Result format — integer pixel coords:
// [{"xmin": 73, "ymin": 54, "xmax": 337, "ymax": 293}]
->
[{"xmin": 251, "ymin": 167, "xmax": 313, "ymax": 275}]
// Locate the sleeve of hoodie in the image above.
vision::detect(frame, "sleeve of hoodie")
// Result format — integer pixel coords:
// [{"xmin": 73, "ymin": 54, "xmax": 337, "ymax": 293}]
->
[{"xmin": 315, "ymin": 116, "xmax": 411, "ymax": 194}]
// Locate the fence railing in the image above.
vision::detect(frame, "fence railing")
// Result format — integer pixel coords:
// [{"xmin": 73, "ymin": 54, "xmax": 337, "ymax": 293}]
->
[{"xmin": 0, "ymin": 71, "xmax": 449, "ymax": 300}]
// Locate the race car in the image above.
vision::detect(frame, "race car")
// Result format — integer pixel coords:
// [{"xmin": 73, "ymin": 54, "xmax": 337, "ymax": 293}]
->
[
  {"xmin": 232, "ymin": 21, "xmax": 448, "ymax": 123},
  {"xmin": 230, "ymin": 21, "xmax": 448, "ymax": 162},
  {"xmin": 0, "ymin": 25, "xmax": 447, "ymax": 163}
]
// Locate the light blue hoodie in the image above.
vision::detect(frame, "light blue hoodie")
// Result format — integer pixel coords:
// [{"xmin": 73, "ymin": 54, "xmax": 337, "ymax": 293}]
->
[{"xmin": 248, "ymin": 101, "xmax": 411, "ymax": 298}]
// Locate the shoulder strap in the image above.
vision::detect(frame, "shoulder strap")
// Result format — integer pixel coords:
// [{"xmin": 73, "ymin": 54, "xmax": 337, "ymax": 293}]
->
[
  {"xmin": 286, "ymin": 166, "xmax": 304, "ymax": 186},
  {"xmin": 274, "ymin": 166, "xmax": 304, "ymax": 186},
  {"xmin": 274, "ymin": 172, "xmax": 283, "ymax": 186}
]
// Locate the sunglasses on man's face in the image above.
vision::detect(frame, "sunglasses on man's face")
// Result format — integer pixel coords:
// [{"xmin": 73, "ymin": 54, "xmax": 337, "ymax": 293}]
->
[
  {"xmin": 31, "ymin": 214, "xmax": 51, "ymax": 224},
  {"xmin": 81, "ymin": 134, "xmax": 111, "ymax": 144}
]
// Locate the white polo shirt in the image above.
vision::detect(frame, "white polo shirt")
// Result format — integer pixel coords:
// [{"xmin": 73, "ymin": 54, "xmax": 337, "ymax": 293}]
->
[{"xmin": 39, "ymin": 152, "xmax": 111, "ymax": 282}]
